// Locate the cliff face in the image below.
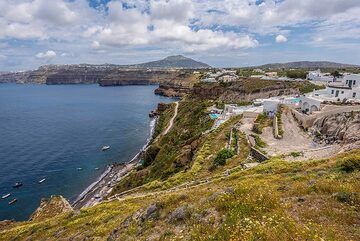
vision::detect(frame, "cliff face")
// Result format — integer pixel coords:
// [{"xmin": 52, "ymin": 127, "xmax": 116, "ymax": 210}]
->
[
  {"xmin": 154, "ymin": 83, "xmax": 191, "ymax": 97},
  {"xmin": 0, "ymin": 65, "xmax": 198, "ymax": 86},
  {"xmin": 191, "ymin": 79, "xmax": 304, "ymax": 102},
  {"xmin": 29, "ymin": 195, "xmax": 73, "ymax": 222},
  {"xmin": 0, "ymin": 72, "xmax": 30, "ymax": 83},
  {"xmin": 312, "ymin": 111, "xmax": 360, "ymax": 149},
  {"xmin": 46, "ymin": 69, "xmax": 111, "ymax": 84},
  {"xmin": 99, "ymin": 70, "xmax": 171, "ymax": 86}
]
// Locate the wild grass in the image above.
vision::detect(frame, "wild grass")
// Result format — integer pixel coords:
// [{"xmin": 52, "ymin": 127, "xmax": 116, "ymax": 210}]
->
[{"xmin": 2, "ymin": 151, "xmax": 359, "ymax": 240}]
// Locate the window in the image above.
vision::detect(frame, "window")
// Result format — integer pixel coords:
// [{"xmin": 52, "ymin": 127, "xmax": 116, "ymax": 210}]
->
[
  {"xmin": 341, "ymin": 91, "xmax": 344, "ymax": 94},
  {"xmin": 331, "ymin": 90, "xmax": 334, "ymax": 94},
  {"xmin": 353, "ymin": 92, "xmax": 356, "ymax": 98},
  {"xmin": 346, "ymin": 80, "xmax": 348, "ymax": 84},
  {"xmin": 354, "ymin": 80, "xmax": 356, "ymax": 85}
]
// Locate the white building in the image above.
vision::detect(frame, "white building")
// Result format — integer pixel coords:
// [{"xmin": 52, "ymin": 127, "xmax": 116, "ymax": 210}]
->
[
  {"xmin": 218, "ymin": 74, "xmax": 239, "ymax": 82},
  {"xmin": 305, "ymin": 74, "xmax": 360, "ymax": 104},
  {"xmin": 263, "ymin": 100, "xmax": 280, "ymax": 116},
  {"xmin": 299, "ymin": 96, "xmax": 322, "ymax": 114},
  {"xmin": 307, "ymin": 69, "xmax": 335, "ymax": 83}
]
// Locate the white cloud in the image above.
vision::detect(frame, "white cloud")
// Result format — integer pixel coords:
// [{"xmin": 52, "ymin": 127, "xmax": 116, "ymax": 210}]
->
[
  {"xmin": 94, "ymin": 0, "xmax": 258, "ymax": 52},
  {"xmin": 36, "ymin": 50, "xmax": 57, "ymax": 59},
  {"xmin": 1, "ymin": 0, "xmax": 360, "ymax": 70},
  {"xmin": 275, "ymin": 34, "xmax": 287, "ymax": 43}
]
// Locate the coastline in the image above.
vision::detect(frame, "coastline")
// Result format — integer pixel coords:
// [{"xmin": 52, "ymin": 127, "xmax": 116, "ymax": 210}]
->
[{"xmin": 72, "ymin": 117, "xmax": 158, "ymax": 209}]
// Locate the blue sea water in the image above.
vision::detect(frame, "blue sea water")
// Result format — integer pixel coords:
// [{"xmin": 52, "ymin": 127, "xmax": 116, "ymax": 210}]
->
[{"xmin": 0, "ymin": 84, "xmax": 173, "ymax": 221}]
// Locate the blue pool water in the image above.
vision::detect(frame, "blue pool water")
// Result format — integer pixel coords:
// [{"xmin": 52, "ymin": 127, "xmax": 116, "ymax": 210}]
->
[
  {"xmin": 290, "ymin": 98, "xmax": 300, "ymax": 103},
  {"xmin": 209, "ymin": 113, "xmax": 220, "ymax": 119},
  {"xmin": 0, "ymin": 84, "xmax": 173, "ymax": 221}
]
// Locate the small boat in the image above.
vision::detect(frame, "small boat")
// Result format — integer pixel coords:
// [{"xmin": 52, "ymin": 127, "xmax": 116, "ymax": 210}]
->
[
  {"xmin": 95, "ymin": 167, "xmax": 99, "ymax": 170},
  {"xmin": 12, "ymin": 182, "xmax": 23, "ymax": 188},
  {"xmin": 38, "ymin": 178, "xmax": 46, "ymax": 184},
  {"xmin": 77, "ymin": 167, "xmax": 83, "ymax": 171},
  {"xmin": 101, "ymin": 146, "xmax": 110, "ymax": 151},
  {"xmin": 8, "ymin": 198, "xmax": 17, "ymax": 205},
  {"xmin": 2, "ymin": 193, "xmax": 11, "ymax": 199}
]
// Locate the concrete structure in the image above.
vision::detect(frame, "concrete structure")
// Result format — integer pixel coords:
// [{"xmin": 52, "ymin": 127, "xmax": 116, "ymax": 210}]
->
[
  {"xmin": 263, "ymin": 99, "xmax": 280, "ymax": 116},
  {"xmin": 299, "ymin": 96, "xmax": 322, "ymax": 114},
  {"xmin": 291, "ymin": 104, "xmax": 360, "ymax": 129}
]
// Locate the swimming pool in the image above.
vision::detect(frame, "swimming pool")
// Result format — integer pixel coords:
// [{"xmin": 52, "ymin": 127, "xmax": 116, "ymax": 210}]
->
[
  {"xmin": 209, "ymin": 113, "xmax": 220, "ymax": 119},
  {"xmin": 290, "ymin": 98, "xmax": 300, "ymax": 103}
]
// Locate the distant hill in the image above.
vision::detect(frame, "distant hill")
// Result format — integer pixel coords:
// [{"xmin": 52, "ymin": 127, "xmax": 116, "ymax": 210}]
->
[
  {"xmin": 254, "ymin": 61, "xmax": 359, "ymax": 69},
  {"xmin": 131, "ymin": 55, "xmax": 211, "ymax": 69}
]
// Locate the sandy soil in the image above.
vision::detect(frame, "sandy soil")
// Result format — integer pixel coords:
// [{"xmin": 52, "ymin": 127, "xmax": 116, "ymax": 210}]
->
[
  {"xmin": 261, "ymin": 110, "xmax": 315, "ymax": 156},
  {"xmin": 260, "ymin": 109, "xmax": 341, "ymax": 160}
]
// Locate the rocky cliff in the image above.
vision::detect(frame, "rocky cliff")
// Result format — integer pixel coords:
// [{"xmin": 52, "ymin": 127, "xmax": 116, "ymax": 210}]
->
[
  {"xmin": 312, "ymin": 111, "xmax": 360, "ymax": 149},
  {"xmin": 191, "ymin": 78, "xmax": 311, "ymax": 102},
  {"xmin": 154, "ymin": 83, "xmax": 191, "ymax": 97},
  {"xmin": 99, "ymin": 70, "xmax": 171, "ymax": 86},
  {"xmin": 29, "ymin": 195, "xmax": 73, "ymax": 222}
]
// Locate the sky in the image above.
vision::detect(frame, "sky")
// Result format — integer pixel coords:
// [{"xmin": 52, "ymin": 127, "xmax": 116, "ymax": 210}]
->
[{"xmin": 0, "ymin": 0, "xmax": 360, "ymax": 71}]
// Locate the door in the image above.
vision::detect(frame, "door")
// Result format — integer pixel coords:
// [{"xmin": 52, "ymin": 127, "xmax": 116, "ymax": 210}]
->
[{"xmin": 335, "ymin": 90, "xmax": 339, "ymax": 97}]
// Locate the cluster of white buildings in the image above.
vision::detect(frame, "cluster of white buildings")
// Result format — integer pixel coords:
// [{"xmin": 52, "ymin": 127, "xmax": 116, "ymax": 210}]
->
[
  {"xmin": 300, "ymin": 74, "xmax": 360, "ymax": 114},
  {"xmin": 202, "ymin": 69, "xmax": 239, "ymax": 83},
  {"xmin": 306, "ymin": 69, "xmax": 336, "ymax": 83}
]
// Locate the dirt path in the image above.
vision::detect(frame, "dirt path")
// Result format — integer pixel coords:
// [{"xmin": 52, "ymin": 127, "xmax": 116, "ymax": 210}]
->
[
  {"xmin": 163, "ymin": 101, "xmax": 178, "ymax": 135},
  {"xmin": 261, "ymin": 110, "xmax": 315, "ymax": 156}
]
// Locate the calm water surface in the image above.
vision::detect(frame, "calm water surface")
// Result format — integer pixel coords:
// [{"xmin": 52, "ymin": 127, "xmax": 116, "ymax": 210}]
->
[{"xmin": 0, "ymin": 84, "xmax": 173, "ymax": 221}]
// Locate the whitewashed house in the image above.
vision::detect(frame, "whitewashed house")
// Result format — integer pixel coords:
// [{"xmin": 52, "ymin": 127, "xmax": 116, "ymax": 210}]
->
[
  {"xmin": 305, "ymin": 74, "xmax": 360, "ymax": 105},
  {"xmin": 307, "ymin": 69, "xmax": 335, "ymax": 83}
]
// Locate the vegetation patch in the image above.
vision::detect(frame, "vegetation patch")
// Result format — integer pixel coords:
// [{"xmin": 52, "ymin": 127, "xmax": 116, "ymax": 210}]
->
[
  {"xmin": 252, "ymin": 113, "xmax": 271, "ymax": 134},
  {"xmin": 213, "ymin": 148, "xmax": 235, "ymax": 166}
]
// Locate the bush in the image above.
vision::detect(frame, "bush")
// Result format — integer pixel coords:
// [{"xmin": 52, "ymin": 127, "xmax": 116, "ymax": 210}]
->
[
  {"xmin": 213, "ymin": 149, "xmax": 235, "ymax": 166},
  {"xmin": 285, "ymin": 70, "xmax": 307, "ymax": 79},
  {"xmin": 142, "ymin": 145, "xmax": 161, "ymax": 167},
  {"xmin": 337, "ymin": 157, "xmax": 360, "ymax": 173},
  {"xmin": 290, "ymin": 152, "xmax": 302, "ymax": 157}
]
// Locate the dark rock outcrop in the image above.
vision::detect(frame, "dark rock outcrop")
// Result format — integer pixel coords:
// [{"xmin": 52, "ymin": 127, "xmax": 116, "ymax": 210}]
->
[{"xmin": 149, "ymin": 102, "xmax": 170, "ymax": 117}]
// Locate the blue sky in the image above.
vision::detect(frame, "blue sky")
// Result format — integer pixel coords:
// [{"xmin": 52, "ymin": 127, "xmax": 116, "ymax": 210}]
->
[{"xmin": 0, "ymin": 0, "xmax": 359, "ymax": 71}]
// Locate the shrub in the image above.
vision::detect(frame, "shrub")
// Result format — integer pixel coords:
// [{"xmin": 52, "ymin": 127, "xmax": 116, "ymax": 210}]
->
[
  {"xmin": 253, "ymin": 135, "xmax": 266, "ymax": 148},
  {"xmin": 290, "ymin": 152, "xmax": 302, "ymax": 158},
  {"xmin": 336, "ymin": 157, "xmax": 360, "ymax": 173},
  {"xmin": 213, "ymin": 149, "xmax": 235, "ymax": 166},
  {"xmin": 142, "ymin": 145, "xmax": 160, "ymax": 167}
]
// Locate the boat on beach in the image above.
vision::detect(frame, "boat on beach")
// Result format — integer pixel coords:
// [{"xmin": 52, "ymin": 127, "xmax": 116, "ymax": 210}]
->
[
  {"xmin": 13, "ymin": 182, "xmax": 23, "ymax": 188},
  {"xmin": 38, "ymin": 178, "xmax": 46, "ymax": 183},
  {"xmin": 2, "ymin": 193, "xmax": 11, "ymax": 199},
  {"xmin": 8, "ymin": 198, "xmax": 17, "ymax": 205},
  {"xmin": 101, "ymin": 145, "xmax": 110, "ymax": 151}
]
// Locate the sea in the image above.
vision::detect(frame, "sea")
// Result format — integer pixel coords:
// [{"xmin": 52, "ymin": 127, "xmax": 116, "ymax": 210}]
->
[{"xmin": 0, "ymin": 84, "xmax": 174, "ymax": 221}]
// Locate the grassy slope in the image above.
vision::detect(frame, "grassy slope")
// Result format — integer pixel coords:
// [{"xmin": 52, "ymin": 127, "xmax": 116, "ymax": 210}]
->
[
  {"xmin": 110, "ymin": 98, "xmax": 214, "ymax": 195},
  {"xmin": 1, "ymin": 96, "xmax": 358, "ymax": 240},
  {"xmin": 1, "ymin": 151, "xmax": 359, "ymax": 240}
]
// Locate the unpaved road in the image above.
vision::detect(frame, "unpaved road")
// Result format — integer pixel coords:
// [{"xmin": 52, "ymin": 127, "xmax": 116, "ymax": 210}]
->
[
  {"xmin": 163, "ymin": 101, "xmax": 179, "ymax": 135},
  {"xmin": 261, "ymin": 109, "xmax": 315, "ymax": 156}
]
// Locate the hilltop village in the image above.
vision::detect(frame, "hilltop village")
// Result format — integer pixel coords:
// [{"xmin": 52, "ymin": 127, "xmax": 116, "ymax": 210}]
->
[{"xmin": 0, "ymin": 59, "xmax": 359, "ymax": 240}]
